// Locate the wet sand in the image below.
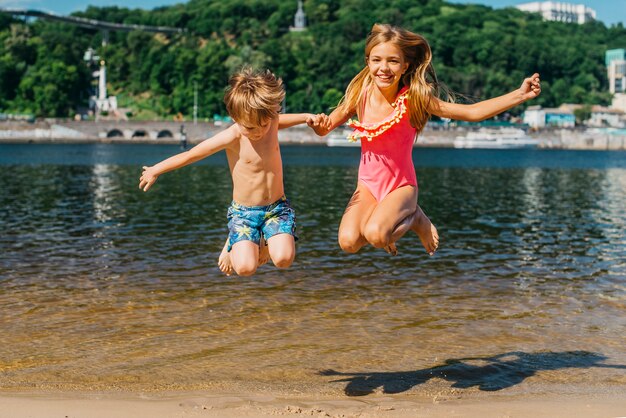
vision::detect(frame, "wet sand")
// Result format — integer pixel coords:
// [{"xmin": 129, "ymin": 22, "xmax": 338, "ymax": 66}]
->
[{"xmin": 1, "ymin": 390, "xmax": 625, "ymax": 418}]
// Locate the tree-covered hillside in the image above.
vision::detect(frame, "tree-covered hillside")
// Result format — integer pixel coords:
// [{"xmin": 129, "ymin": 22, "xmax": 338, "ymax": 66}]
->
[{"xmin": 0, "ymin": 0, "xmax": 624, "ymax": 118}]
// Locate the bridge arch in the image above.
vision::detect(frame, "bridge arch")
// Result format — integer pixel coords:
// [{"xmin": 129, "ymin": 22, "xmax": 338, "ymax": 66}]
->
[
  {"xmin": 157, "ymin": 130, "xmax": 173, "ymax": 138},
  {"xmin": 132, "ymin": 130, "xmax": 148, "ymax": 138},
  {"xmin": 106, "ymin": 129, "xmax": 123, "ymax": 138}
]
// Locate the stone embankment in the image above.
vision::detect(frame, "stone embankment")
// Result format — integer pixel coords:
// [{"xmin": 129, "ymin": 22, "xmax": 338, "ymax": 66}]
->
[
  {"xmin": 536, "ymin": 129, "xmax": 626, "ymax": 150},
  {"xmin": 1, "ymin": 120, "xmax": 625, "ymax": 150}
]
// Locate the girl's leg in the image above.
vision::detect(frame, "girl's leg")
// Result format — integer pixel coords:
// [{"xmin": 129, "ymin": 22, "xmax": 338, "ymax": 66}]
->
[
  {"xmin": 338, "ymin": 182, "xmax": 378, "ymax": 253},
  {"xmin": 365, "ymin": 185, "xmax": 439, "ymax": 254},
  {"xmin": 362, "ymin": 185, "xmax": 418, "ymax": 249},
  {"xmin": 229, "ymin": 240, "xmax": 259, "ymax": 276},
  {"xmin": 388, "ymin": 204, "xmax": 439, "ymax": 255},
  {"xmin": 266, "ymin": 233, "xmax": 295, "ymax": 269}
]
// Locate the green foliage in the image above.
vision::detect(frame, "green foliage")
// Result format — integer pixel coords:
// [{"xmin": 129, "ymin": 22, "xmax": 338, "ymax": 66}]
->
[
  {"xmin": 574, "ymin": 104, "xmax": 592, "ymax": 124},
  {"xmin": 0, "ymin": 0, "xmax": 623, "ymax": 117}
]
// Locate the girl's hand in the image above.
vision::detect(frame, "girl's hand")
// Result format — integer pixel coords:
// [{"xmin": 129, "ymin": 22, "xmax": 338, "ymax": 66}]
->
[
  {"xmin": 139, "ymin": 166, "xmax": 159, "ymax": 192},
  {"xmin": 520, "ymin": 73, "xmax": 541, "ymax": 100},
  {"xmin": 306, "ymin": 113, "xmax": 332, "ymax": 135}
]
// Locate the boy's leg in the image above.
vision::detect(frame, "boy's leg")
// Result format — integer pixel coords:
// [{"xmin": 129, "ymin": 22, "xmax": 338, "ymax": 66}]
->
[
  {"xmin": 218, "ymin": 238, "xmax": 234, "ymax": 276},
  {"xmin": 338, "ymin": 182, "xmax": 378, "ymax": 253},
  {"xmin": 229, "ymin": 240, "xmax": 260, "ymax": 277},
  {"xmin": 259, "ymin": 235, "xmax": 270, "ymax": 266},
  {"xmin": 226, "ymin": 201, "xmax": 266, "ymax": 276},
  {"xmin": 219, "ymin": 236, "xmax": 268, "ymax": 276},
  {"xmin": 266, "ymin": 233, "xmax": 295, "ymax": 269}
]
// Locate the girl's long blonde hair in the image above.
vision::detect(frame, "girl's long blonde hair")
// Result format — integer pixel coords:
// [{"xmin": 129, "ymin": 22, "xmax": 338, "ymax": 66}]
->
[{"xmin": 337, "ymin": 24, "xmax": 441, "ymax": 134}]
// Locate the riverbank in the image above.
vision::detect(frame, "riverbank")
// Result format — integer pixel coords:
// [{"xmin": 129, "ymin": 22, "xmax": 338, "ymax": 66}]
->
[
  {"xmin": 0, "ymin": 393, "xmax": 626, "ymax": 418},
  {"xmin": 1, "ymin": 120, "xmax": 625, "ymax": 150},
  {"xmin": 1, "ymin": 390, "xmax": 625, "ymax": 418}
]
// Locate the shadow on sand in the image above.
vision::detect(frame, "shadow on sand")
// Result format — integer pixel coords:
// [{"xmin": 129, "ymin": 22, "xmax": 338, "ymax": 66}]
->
[{"xmin": 319, "ymin": 351, "xmax": 626, "ymax": 396}]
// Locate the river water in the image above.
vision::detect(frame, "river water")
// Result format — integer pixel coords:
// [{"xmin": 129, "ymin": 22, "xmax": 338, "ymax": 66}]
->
[{"xmin": 1, "ymin": 143, "xmax": 624, "ymax": 397}]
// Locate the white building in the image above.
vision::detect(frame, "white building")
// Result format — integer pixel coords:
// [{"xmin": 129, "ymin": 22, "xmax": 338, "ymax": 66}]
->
[
  {"xmin": 523, "ymin": 105, "xmax": 546, "ymax": 128},
  {"xmin": 604, "ymin": 48, "xmax": 626, "ymax": 94},
  {"xmin": 612, "ymin": 93, "xmax": 626, "ymax": 113},
  {"xmin": 523, "ymin": 105, "xmax": 576, "ymax": 128},
  {"xmin": 606, "ymin": 49, "xmax": 626, "ymax": 112},
  {"xmin": 608, "ymin": 59, "xmax": 626, "ymax": 94},
  {"xmin": 588, "ymin": 105, "xmax": 625, "ymax": 128},
  {"xmin": 516, "ymin": 2, "xmax": 596, "ymax": 24}
]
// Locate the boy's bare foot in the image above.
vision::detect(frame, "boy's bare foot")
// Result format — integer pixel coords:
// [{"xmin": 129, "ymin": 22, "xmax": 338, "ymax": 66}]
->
[
  {"xmin": 218, "ymin": 240, "xmax": 234, "ymax": 276},
  {"xmin": 258, "ymin": 236, "xmax": 269, "ymax": 266},
  {"xmin": 384, "ymin": 243, "xmax": 398, "ymax": 256},
  {"xmin": 411, "ymin": 206, "xmax": 439, "ymax": 256}
]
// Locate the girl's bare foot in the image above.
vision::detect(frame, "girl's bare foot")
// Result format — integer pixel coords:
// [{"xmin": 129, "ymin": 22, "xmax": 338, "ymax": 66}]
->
[
  {"xmin": 218, "ymin": 240, "xmax": 234, "ymax": 276},
  {"xmin": 384, "ymin": 243, "xmax": 398, "ymax": 256},
  {"xmin": 411, "ymin": 206, "xmax": 439, "ymax": 255}
]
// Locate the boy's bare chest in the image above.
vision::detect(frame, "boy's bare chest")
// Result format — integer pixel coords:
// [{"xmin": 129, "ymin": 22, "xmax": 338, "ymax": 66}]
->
[{"xmin": 237, "ymin": 140, "xmax": 280, "ymax": 171}]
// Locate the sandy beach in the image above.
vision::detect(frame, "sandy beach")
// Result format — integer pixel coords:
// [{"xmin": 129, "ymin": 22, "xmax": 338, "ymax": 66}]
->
[{"xmin": 1, "ymin": 390, "xmax": 626, "ymax": 418}]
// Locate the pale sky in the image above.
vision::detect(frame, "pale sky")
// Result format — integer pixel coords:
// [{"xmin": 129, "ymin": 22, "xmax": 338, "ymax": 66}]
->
[{"xmin": 0, "ymin": 0, "xmax": 624, "ymax": 26}]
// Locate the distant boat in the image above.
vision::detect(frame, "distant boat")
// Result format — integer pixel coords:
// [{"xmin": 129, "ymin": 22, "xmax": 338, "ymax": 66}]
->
[
  {"xmin": 327, "ymin": 129, "xmax": 360, "ymax": 147},
  {"xmin": 453, "ymin": 127, "xmax": 539, "ymax": 149}
]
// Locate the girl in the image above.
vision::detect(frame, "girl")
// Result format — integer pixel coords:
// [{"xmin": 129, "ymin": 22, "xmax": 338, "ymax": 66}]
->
[{"xmin": 312, "ymin": 23, "xmax": 541, "ymax": 256}]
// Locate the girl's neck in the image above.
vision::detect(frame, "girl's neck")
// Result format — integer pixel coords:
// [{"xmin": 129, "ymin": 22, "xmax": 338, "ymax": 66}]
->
[{"xmin": 372, "ymin": 83, "xmax": 402, "ymax": 104}]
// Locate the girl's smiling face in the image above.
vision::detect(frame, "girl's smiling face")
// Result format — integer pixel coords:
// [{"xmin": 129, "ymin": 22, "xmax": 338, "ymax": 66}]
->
[{"xmin": 367, "ymin": 42, "xmax": 409, "ymax": 92}]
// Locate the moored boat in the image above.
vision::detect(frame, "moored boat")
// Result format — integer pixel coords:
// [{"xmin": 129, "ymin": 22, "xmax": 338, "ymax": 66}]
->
[{"xmin": 453, "ymin": 127, "xmax": 539, "ymax": 149}]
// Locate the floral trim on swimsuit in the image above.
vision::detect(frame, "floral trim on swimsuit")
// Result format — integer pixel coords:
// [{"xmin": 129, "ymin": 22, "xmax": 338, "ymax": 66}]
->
[{"xmin": 346, "ymin": 88, "xmax": 409, "ymax": 142}]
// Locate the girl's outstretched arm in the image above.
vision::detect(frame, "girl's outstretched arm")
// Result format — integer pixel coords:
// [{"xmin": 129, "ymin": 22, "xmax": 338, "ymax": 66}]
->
[
  {"xmin": 429, "ymin": 73, "xmax": 541, "ymax": 122},
  {"xmin": 139, "ymin": 124, "xmax": 238, "ymax": 192},
  {"xmin": 310, "ymin": 106, "xmax": 354, "ymax": 137}
]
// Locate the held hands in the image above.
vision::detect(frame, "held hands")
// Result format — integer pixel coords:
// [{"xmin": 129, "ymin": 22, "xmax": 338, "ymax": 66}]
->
[
  {"xmin": 139, "ymin": 166, "xmax": 159, "ymax": 192},
  {"xmin": 519, "ymin": 73, "xmax": 541, "ymax": 101},
  {"xmin": 306, "ymin": 113, "xmax": 332, "ymax": 136}
]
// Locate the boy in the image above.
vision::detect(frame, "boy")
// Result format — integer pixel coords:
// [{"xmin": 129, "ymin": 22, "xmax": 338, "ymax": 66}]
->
[{"xmin": 139, "ymin": 68, "xmax": 328, "ymax": 276}]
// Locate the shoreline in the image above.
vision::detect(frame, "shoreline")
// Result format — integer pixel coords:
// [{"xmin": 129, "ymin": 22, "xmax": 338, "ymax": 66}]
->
[
  {"xmin": 1, "ymin": 120, "xmax": 625, "ymax": 150},
  {"xmin": 1, "ymin": 389, "xmax": 625, "ymax": 418}
]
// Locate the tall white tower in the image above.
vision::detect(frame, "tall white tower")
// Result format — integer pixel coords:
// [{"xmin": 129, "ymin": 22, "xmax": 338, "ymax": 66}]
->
[
  {"xmin": 92, "ymin": 60, "xmax": 118, "ymax": 118},
  {"xmin": 98, "ymin": 60, "xmax": 107, "ymax": 100},
  {"xmin": 290, "ymin": 1, "xmax": 307, "ymax": 32}
]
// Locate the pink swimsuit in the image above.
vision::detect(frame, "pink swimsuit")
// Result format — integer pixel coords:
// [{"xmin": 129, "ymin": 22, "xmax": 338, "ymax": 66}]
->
[{"xmin": 347, "ymin": 86, "xmax": 417, "ymax": 202}]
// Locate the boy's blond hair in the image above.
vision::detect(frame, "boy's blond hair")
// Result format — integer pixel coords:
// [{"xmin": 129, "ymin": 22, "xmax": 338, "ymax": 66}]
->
[{"xmin": 224, "ymin": 68, "xmax": 285, "ymax": 127}]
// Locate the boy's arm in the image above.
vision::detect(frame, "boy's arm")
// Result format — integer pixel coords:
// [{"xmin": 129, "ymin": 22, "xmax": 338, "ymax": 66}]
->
[
  {"xmin": 429, "ymin": 73, "xmax": 541, "ymax": 122},
  {"xmin": 139, "ymin": 125, "xmax": 238, "ymax": 192},
  {"xmin": 278, "ymin": 113, "xmax": 315, "ymax": 129},
  {"xmin": 278, "ymin": 113, "xmax": 335, "ymax": 137}
]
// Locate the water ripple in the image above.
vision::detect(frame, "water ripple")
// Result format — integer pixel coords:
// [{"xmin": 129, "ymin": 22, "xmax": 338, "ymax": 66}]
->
[{"xmin": 0, "ymin": 146, "xmax": 624, "ymax": 393}]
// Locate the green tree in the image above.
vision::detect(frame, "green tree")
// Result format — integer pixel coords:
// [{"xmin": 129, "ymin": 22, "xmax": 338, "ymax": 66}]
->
[{"xmin": 574, "ymin": 104, "xmax": 592, "ymax": 125}]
